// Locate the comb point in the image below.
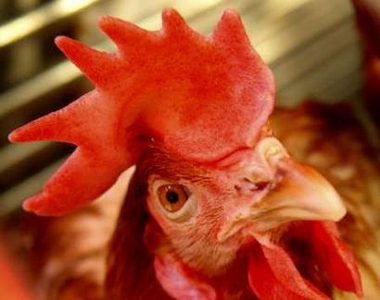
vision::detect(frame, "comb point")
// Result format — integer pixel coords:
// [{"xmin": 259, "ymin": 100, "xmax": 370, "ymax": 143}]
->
[
  {"xmin": 55, "ymin": 36, "xmax": 117, "ymax": 88},
  {"xmin": 8, "ymin": 130, "xmax": 19, "ymax": 143},
  {"xmin": 98, "ymin": 15, "xmax": 153, "ymax": 55},
  {"xmin": 22, "ymin": 194, "xmax": 46, "ymax": 215},
  {"xmin": 212, "ymin": 9, "xmax": 249, "ymax": 49},
  {"xmin": 162, "ymin": 8, "xmax": 190, "ymax": 37}
]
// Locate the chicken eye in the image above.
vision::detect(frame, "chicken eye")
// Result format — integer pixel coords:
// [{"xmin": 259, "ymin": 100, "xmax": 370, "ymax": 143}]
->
[{"xmin": 157, "ymin": 184, "xmax": 189, "ymax": 213}]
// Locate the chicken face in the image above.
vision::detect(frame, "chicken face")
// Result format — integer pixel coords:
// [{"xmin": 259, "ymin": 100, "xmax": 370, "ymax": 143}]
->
[{"xmin": 143, "ymin": 136, "xmax": 361, "ymax": 299}]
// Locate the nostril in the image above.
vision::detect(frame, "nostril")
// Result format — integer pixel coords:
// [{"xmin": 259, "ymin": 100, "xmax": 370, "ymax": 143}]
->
[
  {"xmin": 234, "ymin": 185, "xmax": 242, "ymax": 192},
  {"xmin": 254, "ymin": 181, "xmax": 270, "ymax": 191},
  {"xmin": 242, "ymin": 178, "xmax": 270, "ymax": 192}
]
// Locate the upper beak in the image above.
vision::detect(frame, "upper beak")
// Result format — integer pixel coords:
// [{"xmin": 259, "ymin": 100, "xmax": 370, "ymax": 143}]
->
[{"xmin": 218, "ymin": 137, "xmax": 346, "ymax": 241}]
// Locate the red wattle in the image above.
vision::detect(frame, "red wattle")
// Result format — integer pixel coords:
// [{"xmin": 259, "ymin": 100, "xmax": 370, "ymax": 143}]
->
[
  {"xmin": 247, "ymin": 221, "xmax": 363, "ymax": 299},
  {"xmin": 248, "ymin": 242, "xmax": 329, "ymax": 300},
  {"xmin": 310, "ymin": 222, "xmax": 363, "ymax": 297}
]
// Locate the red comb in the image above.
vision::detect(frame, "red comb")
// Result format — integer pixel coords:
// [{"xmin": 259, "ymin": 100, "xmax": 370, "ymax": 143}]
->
[{"xmin": 9, "ymin": 9, "xmax": 274, "ymax": 216}]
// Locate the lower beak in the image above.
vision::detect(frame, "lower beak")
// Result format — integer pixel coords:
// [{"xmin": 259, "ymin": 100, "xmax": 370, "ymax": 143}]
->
[{"xmin": 218, "ymin": 155, "xmax": 346, "ymax": 241}]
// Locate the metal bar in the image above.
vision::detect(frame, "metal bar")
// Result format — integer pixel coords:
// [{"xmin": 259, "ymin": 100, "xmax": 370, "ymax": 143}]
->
[
  {"xmin": 0, "ymin": 0, "xmax": 102, "ymax": 48},
  {"xmin": 0, "ymin": 159, "xmax": 63, "ymax": 216}
]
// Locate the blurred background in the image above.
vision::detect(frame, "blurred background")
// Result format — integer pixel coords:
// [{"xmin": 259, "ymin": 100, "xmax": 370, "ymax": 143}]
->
[{"xmin": 0, "ymin": 0, "xmax": 363, "ymax": 215}]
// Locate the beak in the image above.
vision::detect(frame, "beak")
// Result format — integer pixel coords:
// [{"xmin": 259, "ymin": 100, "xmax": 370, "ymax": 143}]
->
[{"xmin": 218, "ymin": 137, "xmax": 346, "ymax": 241}]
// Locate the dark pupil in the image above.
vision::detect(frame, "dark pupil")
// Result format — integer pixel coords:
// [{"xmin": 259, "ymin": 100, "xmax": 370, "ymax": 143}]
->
[{"xmin": 166, "ymin": 191, "xmax": 179, "ymax": 204}]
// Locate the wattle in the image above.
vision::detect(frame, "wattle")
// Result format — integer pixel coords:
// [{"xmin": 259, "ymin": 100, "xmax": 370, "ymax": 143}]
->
[{"xmin": 248, "ymin": 221, "xmax": 362, "ymax": 299}]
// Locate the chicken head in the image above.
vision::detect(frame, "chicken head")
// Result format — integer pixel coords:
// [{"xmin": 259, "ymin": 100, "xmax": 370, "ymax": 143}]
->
[
  {"xmin": 139, "ymin": 135, "xmax": 361, "ymax": 299},
  {"xmin": 9, "ymin": 8, "xmax": 363, "ymax": 299}
]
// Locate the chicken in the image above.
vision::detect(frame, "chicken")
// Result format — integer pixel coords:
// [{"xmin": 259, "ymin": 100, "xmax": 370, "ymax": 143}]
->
[{"xmin": 7, "ymin": 7, "xmax": 378, "ymax": 300}]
